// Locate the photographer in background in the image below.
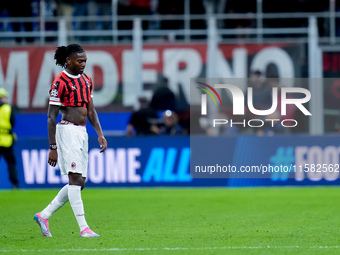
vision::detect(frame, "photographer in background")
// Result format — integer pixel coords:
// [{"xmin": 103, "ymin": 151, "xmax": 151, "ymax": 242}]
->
[{"xmin": 157, "ymin": 110, "xmax": 184, "ymax": 136}]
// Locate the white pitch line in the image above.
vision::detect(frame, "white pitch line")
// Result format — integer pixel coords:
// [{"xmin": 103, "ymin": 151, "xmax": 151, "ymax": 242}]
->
[{"xmin": 2, "ymin": 246, "xmax": 340, "ymax": 253}]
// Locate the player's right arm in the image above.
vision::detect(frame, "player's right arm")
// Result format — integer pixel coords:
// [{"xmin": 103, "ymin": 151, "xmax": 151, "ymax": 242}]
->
[
  {"xmin": 48, "ymin": 104, "xmax": 60, "ymax": 167},
  {"xmin": 47, "ymin": 79, "xmax": 64, "ymax": 167}
]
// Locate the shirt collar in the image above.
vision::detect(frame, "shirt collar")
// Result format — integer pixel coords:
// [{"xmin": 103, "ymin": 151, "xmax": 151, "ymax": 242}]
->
[{"xmin": 63, "ymin": 70, "xmax": 81, "ymax": 79}]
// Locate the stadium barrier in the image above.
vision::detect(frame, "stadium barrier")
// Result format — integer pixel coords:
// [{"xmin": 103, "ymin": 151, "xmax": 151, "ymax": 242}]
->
[{"xmin": 1, "ymin": 135, "xmax": 340, "ymax": 189}]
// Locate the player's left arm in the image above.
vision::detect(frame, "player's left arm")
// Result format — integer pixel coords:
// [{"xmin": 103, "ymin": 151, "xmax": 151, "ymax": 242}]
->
[{"xmin": 87, "ymin": 99, "xmax": 107, "ymax": 153}]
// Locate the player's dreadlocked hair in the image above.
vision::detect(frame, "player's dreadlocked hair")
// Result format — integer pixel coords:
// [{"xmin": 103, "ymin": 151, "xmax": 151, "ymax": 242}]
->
[{"xmin": 54, "ymin": 44, "xmax": 85, "ymax": 68}]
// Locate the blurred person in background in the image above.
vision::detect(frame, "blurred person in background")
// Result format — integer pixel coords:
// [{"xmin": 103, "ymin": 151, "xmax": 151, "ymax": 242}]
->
[
  {"xmin": 222, "ymin": 0, "xmax": 255, "ymax": 39},
  {"xmin": 42, "ymin": 0, "xmax": 58, "ymax": 42},
  {"xmin": 156, "ymin": 0, "xmax": 184, "ymax": 40},
  {"xmin": 157, "ymin": 110, "xmax": 184, "ymax": 136},
  {"xmin": 0, "ymin": 3, "xmax": 11, "ymax": 36},
  {"xmin": 56, "ymin": 0, "xmax": 76, "ymax": 17},
  {"xmin": 247, "ymin": 70, "xmax": 268, "ymax": 109},
  {"xmin": 199, "ymin": 111, "xmax": 238, "ymax": 137},
  {"xmin": 117, "ymin": 0, "xmax": 131, "ymax": 34},
  {"xmin": 264, "ymin": 76, "xmax": 296, "ymax": 121},
  {"xmin": 56, "ymin": 0, "xmax": 76, "ymax": 36},
  {"xmin": 129, "ymin": 0, "xmax": 151, "ymax": 30},
  {"xmin": 258, "ymin": 76, "xmax": 296, "ymax": 136},
  {"xmin": 126, "ymin": 95, "xmax": 159, "ymax": 136},
  {"xmin": 0, "ymin": 88, "xmax": 19, "ymax": 189},
  {"xmin": 73, "ymin": 0, "xmax": 113, "ymax": 41},
  {"xmin": 189, "ymin": 0, "xmax": 206, "ymax": 40},
  {"xmin": 150, "ymin": 77, "xmax": 176, "ymax": 112},
  {"xmin": 73, "ymin": 0, "xmax": 89, "ymax": 40},
  {"xmin": 5, "ymin": 1, "xmax": 34, "ymax": 43},
  {"xmin": 244, "ymin": 70, "xmax": 270, "ymax": 135},
  {"xmin": 88, "ymin": 0, "xmax": 112, "ymax": 40}
]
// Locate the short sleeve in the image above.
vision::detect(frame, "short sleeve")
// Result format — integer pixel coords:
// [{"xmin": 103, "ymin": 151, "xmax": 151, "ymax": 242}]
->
[
  {"xmin": 89, "ymin": 77, "xmax": 93, "ymax": 99},
  {"xmin": 49, "ymin": 80, "xmax": 64, "ymax": 106}
]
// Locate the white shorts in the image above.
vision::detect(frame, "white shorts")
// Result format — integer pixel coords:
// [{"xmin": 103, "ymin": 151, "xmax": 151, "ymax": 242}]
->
[{"xmin": 56, "ymin": 122, "xmax": 88, "ymax": 177}]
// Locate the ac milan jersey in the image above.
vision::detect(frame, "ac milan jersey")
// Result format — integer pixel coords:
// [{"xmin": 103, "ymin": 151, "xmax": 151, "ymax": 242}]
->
[{"xmin": 49, "ymin": 70, "xmax": 93, "ymax": 108}]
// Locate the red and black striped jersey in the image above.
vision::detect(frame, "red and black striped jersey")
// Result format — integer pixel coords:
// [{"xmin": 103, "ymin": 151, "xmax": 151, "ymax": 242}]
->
[{"xmin": 49, "ymin": 70, "xmax": 93, "ymax": 108}]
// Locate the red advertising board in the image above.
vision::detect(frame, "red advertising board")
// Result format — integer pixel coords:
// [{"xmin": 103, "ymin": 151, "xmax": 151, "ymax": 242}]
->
[{"xmin": 0, "ymin": 43, "xmax": 306, "ymax": 112}]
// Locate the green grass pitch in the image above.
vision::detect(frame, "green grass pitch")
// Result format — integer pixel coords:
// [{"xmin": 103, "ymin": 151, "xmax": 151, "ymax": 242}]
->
[{"xmin": 1, "ymin": 186, "xmax": 340, "ymax": 255}]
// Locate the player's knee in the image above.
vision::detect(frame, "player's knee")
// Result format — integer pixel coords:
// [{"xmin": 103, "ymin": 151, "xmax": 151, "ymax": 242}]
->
[{"xmin": 68, "ymin": 172, "xmax": 83, "ymax": 186}]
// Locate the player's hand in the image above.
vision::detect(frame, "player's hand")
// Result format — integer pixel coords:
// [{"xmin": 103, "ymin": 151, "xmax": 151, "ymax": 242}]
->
[
  {"xmin": 98, "ymin": 136, "xmax": 107, "ymax": 153},
  {"xmin": 48, "ymin": 150, "xmax": 58, "ymax": 167}
]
